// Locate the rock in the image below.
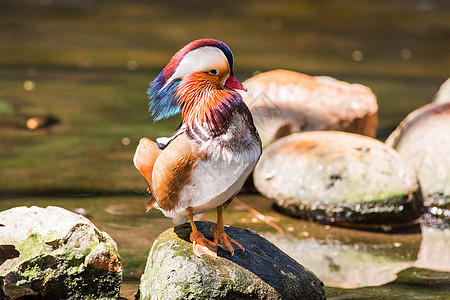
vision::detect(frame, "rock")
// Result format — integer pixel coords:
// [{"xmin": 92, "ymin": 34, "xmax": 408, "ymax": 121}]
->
[
  {"xmin": 253, "ymin": 131, "xmax": 423, "ymax": 229},
  {"xmin": 433, "ymin": 78, "xmax": 450, "ymax": 104},
  {"xmin": 395, "ymin": 267, "xmax": 450, "ymax": 287},
  {"xmin": 0, "ymin": 206, "xmax": 122, "ymax": 299},
  {"xmin": 386, "ymin": 102, "xmax": 450, "ymax": 218},
  {"xmin": 139, "ymin": 221, "xmax": 325, "ymax": 300},
  {"xmin": 241, "ymin": 70, "xmax": 378, "ymax": 146}
]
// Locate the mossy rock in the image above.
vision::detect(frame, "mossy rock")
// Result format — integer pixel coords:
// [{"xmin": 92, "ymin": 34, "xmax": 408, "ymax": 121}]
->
[
  {"xmin": 0, "ymin": 206, "xmax": 122, "ymax": 299},
  {"xmin": 254, "ymin": 131, "xmax": 423, "ymax": 230},
  {"xmin": 139, "ymin": 221, "xmax": 325, "ymax": 300}
]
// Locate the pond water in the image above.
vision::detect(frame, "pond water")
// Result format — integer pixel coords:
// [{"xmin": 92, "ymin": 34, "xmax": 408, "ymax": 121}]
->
[
  {"xmin": 0, "ymin": 194, "xmax": 448, "ymax": 299},
  {"xmin": 1, "ymin": 0, "xmax": 449, "ymax": 299}
]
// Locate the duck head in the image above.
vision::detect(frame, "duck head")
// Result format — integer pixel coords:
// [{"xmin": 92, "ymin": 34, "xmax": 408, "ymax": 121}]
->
[{"xmin": 147, "ymin": 39, "xmax": 246, "ymax": 125}]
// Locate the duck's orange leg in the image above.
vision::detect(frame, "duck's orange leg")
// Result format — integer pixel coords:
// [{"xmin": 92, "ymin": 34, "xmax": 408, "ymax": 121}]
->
[
  {"xmin": 211, "ymin": 204, "xmax": 244, "ymax": 256},
  {"xmin": 186, "ymin": 207, "xmax": 218, "ymax": 259}
]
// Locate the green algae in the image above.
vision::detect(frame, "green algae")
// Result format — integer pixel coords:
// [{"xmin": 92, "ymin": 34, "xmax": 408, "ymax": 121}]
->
[
  {"xmin": 0, "ymin": 208, "xmax": 122, "ymax": 299},
  {"xmin": 139, "ymin": 221, "xmax": 325, "ymax": 300}
]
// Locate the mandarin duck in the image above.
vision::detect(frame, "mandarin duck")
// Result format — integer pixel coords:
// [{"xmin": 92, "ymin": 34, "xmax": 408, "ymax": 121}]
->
[{"xmin": 133, "ymin": 39, "xmax": 261, "ymax": 258}]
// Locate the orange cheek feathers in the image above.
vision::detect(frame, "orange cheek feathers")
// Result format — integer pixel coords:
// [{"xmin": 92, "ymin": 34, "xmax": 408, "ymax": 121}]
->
[{"xmin": 176, "ymin": 72, "xmax": 230, "ymax": 126}]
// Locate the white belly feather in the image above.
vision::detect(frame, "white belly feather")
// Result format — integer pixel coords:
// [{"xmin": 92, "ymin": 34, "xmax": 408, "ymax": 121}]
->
[{"xmin": 162, "ymin": 113, "xmax": 261, "ymax": 221}]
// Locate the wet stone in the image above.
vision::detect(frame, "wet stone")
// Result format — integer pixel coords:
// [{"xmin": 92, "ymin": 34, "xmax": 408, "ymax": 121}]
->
[
  {"xmin": 0, "ymin": 206, "xmax": 122, "ymax": 299},
  {"xmin": 138, "ymin": 221, "xmax": 325, "ymax": 300},
  {"xmin": 241, "ymin": 69, "xmax": 378, "ymax": 146},
  {"xmin": 253, "ymin": 131, "xmax": 423, "ymax": 230},
  {"xmin": 386, "ymin": 102, "xmax": 450, "ymax": 222}
]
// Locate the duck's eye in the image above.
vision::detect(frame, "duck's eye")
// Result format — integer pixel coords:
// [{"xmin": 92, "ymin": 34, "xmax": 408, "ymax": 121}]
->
[{"xmin": 208, "ymin": 69, "xmax": 218, "ymax": 75}]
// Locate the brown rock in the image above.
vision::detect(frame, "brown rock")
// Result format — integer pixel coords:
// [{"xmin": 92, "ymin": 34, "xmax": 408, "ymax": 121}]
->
[{"xmin": 242, "ymin": 70, "xmax": 378, "ymax": 146}]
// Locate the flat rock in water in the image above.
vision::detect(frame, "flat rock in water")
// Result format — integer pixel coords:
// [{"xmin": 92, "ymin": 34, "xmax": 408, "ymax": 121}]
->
[
  {"xmin": 139, "ymin": 221, "xmax": 325, "ymax": 300},
  {"xmin": 253, "ymin": 131, "xmax": 423, "ymax": 229},
  {"xmin": 241, "ymin": 70, "xmax": 378, "ymax": 146},
  {"xmin": 0, "ymin": 206, "xmax": 122, "ymax": 299},
  {"xmin": 386, "ymin": 102, "xmax": 450, "ymax": 219}
]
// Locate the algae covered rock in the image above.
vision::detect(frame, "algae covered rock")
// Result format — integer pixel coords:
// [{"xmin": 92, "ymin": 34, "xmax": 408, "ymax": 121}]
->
[
  {"xmin": 253, "ymin": 131, "xmax": 423, "ymax": 229},
  {"xmin": 0, "ymin": 206, "xmax": 122, "ymax": 299},
  {"xmin": 241, "ymin": 70, "xmax": 378, "ymax": 146},
  {"xmin": 386, "ymin": 102, "xmax": 450, "ymax": 219},
  {"xmin": 139, "ymin": 221, "xmax": 325, "ymax": 300}
]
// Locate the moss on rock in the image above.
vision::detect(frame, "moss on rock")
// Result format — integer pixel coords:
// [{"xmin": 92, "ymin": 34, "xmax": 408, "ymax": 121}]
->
[
  {"xmin": 139, "ymin": 221, "xmax": 325, "ymax": 300},
  {"xmin": 0, "ymin": 206, "xmax": 122, "ymax": 299}
]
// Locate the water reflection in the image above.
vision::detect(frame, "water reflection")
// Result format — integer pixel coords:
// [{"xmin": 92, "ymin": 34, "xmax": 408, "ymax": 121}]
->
[
  {"xmin": 414, "ymin": 227, "xmax": 450, "ymax": 272},
  {"xmin": 0, "ymin": 194, "xmax": 448, "ymax": 298}
]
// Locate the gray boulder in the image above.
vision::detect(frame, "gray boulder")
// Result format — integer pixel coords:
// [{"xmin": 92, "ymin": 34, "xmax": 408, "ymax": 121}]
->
[
  {"xmin": 0, "ymin": 206, "xmax": 122, "ymax": 299},
  {"xmin": 253, "ymin": 131, "xmax": 423, "ymax": 229},
  {"xmin": 139, "ymin": 221, "xmax": 325, "ymax": 300},
  {"xmin": 241, "ymin": 70, "xmax": 378, "ymax": 146},
  {"xmin": 386, "ymin": 102, "xmax": 450, "ymax": 219}
]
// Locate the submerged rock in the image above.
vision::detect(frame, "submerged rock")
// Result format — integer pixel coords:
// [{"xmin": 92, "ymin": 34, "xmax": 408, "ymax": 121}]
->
[
  {"xmin": 0, "ymin": 206, "xmax": 122, "ymax": 299},
  {"xmin": 326, "ymin": 267, "xmax": 449, "ymax": 299},
  {"xmin": 265, "ymin": 231, "xmax": 420, "ymax": 288},
  {"xmin": 386, "ymin": 102, "xmax": 450, "ymax": 220},
  {"xmin": 241, "ymin": 70, "xmax": 378, "ymax": 146},
  {"xmin": 253, "ymin": 131, "xmax": 423, "ymax": 229},
  {"xmin": 139, "ymin": 221, "xmax": 325, "ymax": 300}
]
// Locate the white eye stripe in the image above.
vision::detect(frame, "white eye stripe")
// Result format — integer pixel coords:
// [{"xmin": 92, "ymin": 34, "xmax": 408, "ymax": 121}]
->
[{"xmin": 162, "ymin": 47, "xmax": 229, "ymax": 89}]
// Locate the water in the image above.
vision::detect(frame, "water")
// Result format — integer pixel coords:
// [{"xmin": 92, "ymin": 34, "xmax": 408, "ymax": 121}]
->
[
  {"xmin": 0, "ymin": 195, "xmax": 448, "ymax": 299},
  {"xmin": 1, "ymin": 0, "xmax": 449, "ymax": 299}
]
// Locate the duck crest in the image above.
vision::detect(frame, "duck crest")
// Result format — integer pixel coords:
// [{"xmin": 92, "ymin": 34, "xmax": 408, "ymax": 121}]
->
[{"xmin": 147, "ymin": 39, "xmax": 235, "ymax": 122}]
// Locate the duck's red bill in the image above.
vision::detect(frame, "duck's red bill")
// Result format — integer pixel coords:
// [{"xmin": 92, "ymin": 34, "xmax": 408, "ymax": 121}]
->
[{"xmin": 225, "ymin": 75, "xmax": 247, "ymax": 92}]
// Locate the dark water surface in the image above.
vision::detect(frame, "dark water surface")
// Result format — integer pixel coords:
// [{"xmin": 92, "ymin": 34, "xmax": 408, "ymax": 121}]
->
[{"xmin": 1, "ymin": 0, "xmax": 449, "ymax": 299}]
